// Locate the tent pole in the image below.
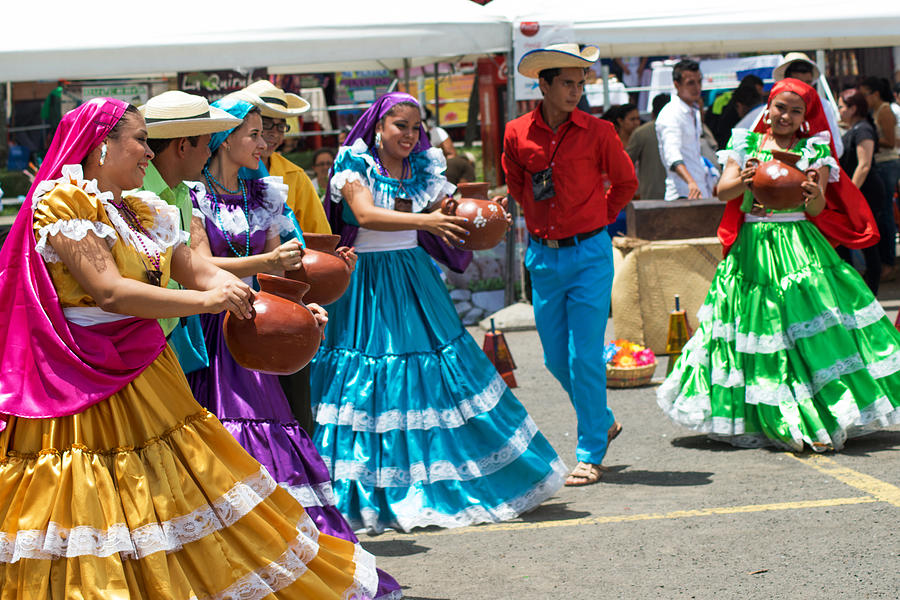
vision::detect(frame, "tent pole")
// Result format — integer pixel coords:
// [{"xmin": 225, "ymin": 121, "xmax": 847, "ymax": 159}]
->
[
  {"xmin": 505, "ymin": 50, "xmax": 518, "ymax": 307},
  {"xmin": 601, "ymin": 64, "xmax": 610, "ymax": 112},
  {"xmin": 433, "ymin": 62, "xmax": 440, "ymax": 125},
  {"xmin": 403, "ymin": 58, "xmax": 411, "ymax": 94}
]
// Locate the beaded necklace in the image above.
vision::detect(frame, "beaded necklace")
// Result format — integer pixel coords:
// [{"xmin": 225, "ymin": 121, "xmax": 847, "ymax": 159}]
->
[
  {"xmin": 203, "ymin": 167, "xmax": 251, "ymax": 258},
  {"xmin": 109, "ymin": 198, "xmax": 163, "ymax": 286},
  {"xmin": 371, "ymin": 148, "xmax": 412, "ymax": 205},
  {"xmin": 203, "ymin": 167, "xmax": 241, "ymax": 194}
]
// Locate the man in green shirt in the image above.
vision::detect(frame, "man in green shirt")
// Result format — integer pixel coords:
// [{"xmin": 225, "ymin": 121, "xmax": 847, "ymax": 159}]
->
[{"xmin": 138, "ymin": 91, "xmax": 241, "ymax": 335}]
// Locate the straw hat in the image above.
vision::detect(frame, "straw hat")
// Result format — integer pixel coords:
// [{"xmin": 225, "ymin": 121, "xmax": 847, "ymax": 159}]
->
[
  {"xmin": 140, "ymin": 91, "xmax": 243, "ymax": 139},
  {"xmin": 241, "ymin": 80, "xmax": 310, "ymax": 118},
  {"xmin": 772, "ymin": 52, "xmax": 820, "ymax": 81},
  {"xmin": 517, "ymin": 43, "xmax": 600, "ymax": 80}
]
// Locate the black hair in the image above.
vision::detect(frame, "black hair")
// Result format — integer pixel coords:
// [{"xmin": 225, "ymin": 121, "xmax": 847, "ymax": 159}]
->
[
  {"xmin": 105, "ymin": 104, "xmax": 141, "ymax": 140},
  {"xmin": 538, "ymin": 68, "xmax": 561, "ymax": 85},
  {"xmin": 739, "ymin": 74, "xmax": 764, "ymax": 89},
  {"xmin": 379, "ymin": 101, "xmax": 420, "ymax": 124},
  {"xmin": 859, "ymin": 76, "xmax": 892, "ymax": 102},
  {"xmin": 601, "ymin": 103, "xmax": 638, "ymax": 130},
  {"xmin": 312, "ymin": 147, "xmax": 336, "ymax": 164},
  {"xmin": 672, "ymin": 59, "xmax": 700, "ymax": 83},
  {"xmin": 651, "ymin": 93, "xmax": 670, "ymax": 119},
  {"xmin": 894, "ymin": 81, "xmax": 900, "ymax": 96},
  {"xmin": 732, "ymin": 84, "xmax": 762, "ymax": 110},
  {"xmin": 147, "ymin": 135, "xmax": 200, "ymax": 156},
  {"xmin": 784, "ymin": 61, "xmax": 814, "ymax": 78}
]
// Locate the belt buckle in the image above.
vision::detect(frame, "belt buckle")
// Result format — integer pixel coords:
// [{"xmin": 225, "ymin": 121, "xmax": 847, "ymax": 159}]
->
[{"xmin": 546, "ymin": 238, "xmax": 560, "ymax": 249}]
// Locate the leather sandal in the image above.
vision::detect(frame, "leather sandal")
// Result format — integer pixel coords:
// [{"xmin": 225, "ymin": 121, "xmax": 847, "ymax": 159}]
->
[{"xmin": 564, "ymin": 462, "xmax": 604, "ymax": 486}]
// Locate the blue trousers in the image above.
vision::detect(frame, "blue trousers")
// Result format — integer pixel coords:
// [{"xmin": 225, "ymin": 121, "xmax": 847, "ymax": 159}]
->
[{"xmin": 525, "ymin": 231, "xmax": 615, "ymax": 464}]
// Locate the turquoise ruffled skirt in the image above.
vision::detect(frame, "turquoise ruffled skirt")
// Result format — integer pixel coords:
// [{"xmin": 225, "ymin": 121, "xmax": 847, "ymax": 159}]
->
[
  {"xmin": 658, "ymin": 219, "xmax": 900, "ymax": 451},
  {"xmin": 310, "ymin": 247, "xmax": 566, "ymax": 533}
]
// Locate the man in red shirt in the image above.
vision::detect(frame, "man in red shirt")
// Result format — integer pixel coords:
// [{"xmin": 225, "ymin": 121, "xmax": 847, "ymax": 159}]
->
[{"xmin": 502, "ymin": 43, "xmax": 638, "ymax": 486}]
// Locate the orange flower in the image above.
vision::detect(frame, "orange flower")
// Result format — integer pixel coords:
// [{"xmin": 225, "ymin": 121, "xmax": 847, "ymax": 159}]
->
[{"xmin": 617, "ymin": 355, "xmax": 637, "ymax": 367}]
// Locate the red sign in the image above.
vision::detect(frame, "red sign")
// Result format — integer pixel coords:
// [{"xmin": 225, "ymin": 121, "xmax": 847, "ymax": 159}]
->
[{"xmin": 519, "ymin": 21, "xmax": 540, "ymax": 37}]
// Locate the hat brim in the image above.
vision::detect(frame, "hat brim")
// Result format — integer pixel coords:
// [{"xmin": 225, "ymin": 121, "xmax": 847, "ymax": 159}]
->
[
  {"xmin": 773, "ymin": 60, "xmax": 820, "ymax": 82},
  {"xmin": 257, "ymin": 93, "xmax": 311, "ymax": 118},
  {"xmin": 144, "ymin": 105, "xmax": 243, "ymax": 139},
  {"xmin": 518, "ymin": 47, "xmax": 600, "ymax": 80}
]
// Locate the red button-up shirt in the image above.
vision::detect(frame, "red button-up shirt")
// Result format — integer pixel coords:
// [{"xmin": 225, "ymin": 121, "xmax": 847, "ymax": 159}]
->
[{"xmin": 502, "ymin": 104, "xmax": 638, "ymax": 239}]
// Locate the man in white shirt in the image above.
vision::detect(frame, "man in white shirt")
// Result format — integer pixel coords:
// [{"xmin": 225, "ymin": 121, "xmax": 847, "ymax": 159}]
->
[
  {"xmin": 736, "ymin": 52, "xmax": 844, "ymax": 158},
  {"xmin": 655, "ymin": 59, "xmax": 718, "ymax": 200}
]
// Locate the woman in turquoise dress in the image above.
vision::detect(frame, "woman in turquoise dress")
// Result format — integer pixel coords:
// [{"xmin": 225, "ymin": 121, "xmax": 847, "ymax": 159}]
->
[
  {"xmin": 657, "ymin": 78, "xmax": 900, "ymax": 451},
  {"xmin": 313, "ymin": 92, "xmax": 567, "ymax": 533}
]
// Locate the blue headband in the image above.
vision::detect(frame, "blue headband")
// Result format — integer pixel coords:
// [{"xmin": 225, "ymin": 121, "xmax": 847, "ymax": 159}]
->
[{"xmin": 208, "ymin": 95, "xmax": 268, "ymax": 179}]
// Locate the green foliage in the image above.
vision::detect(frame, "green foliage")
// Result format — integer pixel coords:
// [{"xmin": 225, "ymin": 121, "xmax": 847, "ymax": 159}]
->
[
  {"xmin": 0, "ymin": 169, "xmax": 31, "ymax": 197},
  {"xmin": 468, "ymin": 277, "xmax": 504, "ymax": 292},
  {"xmin": 281, "ymin": 150, "xmax": 315, "ymax": 171}
]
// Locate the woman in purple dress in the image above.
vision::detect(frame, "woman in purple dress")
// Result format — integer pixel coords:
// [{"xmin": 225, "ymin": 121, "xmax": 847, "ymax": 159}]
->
[{"xmin": 187, "ymin": 92, "xmax": 401, "ymax": 599}]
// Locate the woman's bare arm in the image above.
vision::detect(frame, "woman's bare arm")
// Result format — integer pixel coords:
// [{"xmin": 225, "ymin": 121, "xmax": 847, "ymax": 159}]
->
[{"xmin": 50, "ymin": 232, "xmax": 253, "ymax": 319}]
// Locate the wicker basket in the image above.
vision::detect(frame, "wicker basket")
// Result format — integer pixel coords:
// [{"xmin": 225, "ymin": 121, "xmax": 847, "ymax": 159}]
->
[{"xmin": 606, "ymin": 361, "xmax": 657, "ymax": 388}]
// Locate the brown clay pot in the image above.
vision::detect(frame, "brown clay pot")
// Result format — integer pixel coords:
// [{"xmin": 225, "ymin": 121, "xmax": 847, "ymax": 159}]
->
[
  {"xmin": 747, "ymin": 150, "xmax": 819, "ymax": 210},
  {"xmin": 284, "ymin": 233, "xmax": 351, "ymax": 306},
  {"xmin": 223, "ymin": 273, "xmax": 322, "ymax": 375},
  {"xmin": 441, "ymin": 182, "xmax": 509, "ymax": 251}
]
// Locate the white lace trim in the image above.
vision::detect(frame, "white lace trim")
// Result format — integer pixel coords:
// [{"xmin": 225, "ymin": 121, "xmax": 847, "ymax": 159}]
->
[
  {"xmin": 325, "ymin": 416, "xmax": 542, "ymax": 487},
  {"xmin": 35, "ymin": 219, "xmax": 117, "ymax": 263},
  {"xmin": 329, "ymin": 170, "xmax": 366, "ymax": 201},
  {"xmin": 330, "ymin": 138, "xmax": 455, "ymax": 213},
  {"xmin": 192, "ymin": 176, "xmax": 292, "ymax": 239},
  {"xmin": 347, "ymin": 541, "xmax": 380, "ymax": 600},
  {"xmin": 33, "ymin": 165, "xmax": 183, "ymax": 261},
  {"xmin": 315, "ymin": 373, "xmax": 507, "ymax": 433},
  {"xmin": 202, "ymin": 511, "xmax": 378, "ymax": 600},
  {"xmin": 353, "ymin": 457, "xmax": 568, "ymax": 534},
  {"xmin": 705, "ymin": 299, "xmax": 886, "ymax": 354},
  {"xmin": 202, "ymin": 512, "xmax": 319, "ymax": 600},
  {"xmin": 0, "ymin": 466, "xmax": 277, "ymax": 563},
  {"xmin": 716, "ymin": 128, "xmax": 839, "ymax": 183},
  {"xmin": 658, "ymin": 346, "xmax": 900, "ymax": 452},
  {"xmin": 278, "ymin": 481, "xmax": 337, "ymax": 508}
]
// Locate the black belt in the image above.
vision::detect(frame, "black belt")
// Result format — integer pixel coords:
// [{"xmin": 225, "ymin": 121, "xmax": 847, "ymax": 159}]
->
[{"xmin": 530, "ymin": 226, "xmax": 605, "ymax": 249}]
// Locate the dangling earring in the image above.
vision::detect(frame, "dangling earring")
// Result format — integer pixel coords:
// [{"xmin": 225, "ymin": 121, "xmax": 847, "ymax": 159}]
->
[
  {"xmin": 763, "ymin": 110, "xmax": 771, "ymax": 126},
  {"xmin": 800, "ymin": 120, "xmax": 810, "ymax": 135},
  {"xmin": 99, "ymin": 143, "xmax": 108, "ymax": 166},
  {"xmin": 374, "ymin": 132, "xmax": 382, "ymax": 149}
]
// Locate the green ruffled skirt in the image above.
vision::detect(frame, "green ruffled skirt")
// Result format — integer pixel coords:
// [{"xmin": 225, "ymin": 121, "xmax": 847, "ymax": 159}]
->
[{"xmin": 657, "ymin": 218, "xmax": 900, "ymax": 451}]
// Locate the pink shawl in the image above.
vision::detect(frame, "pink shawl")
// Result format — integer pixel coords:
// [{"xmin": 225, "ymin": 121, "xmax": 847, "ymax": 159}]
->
[{"xmin": 0, "ymin": 98, "xmax": 166, "ymax": 428}]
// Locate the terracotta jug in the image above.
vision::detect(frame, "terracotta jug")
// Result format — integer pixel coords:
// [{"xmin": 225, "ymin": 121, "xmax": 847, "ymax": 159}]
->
[
  {"xmin": 441, "ymin": 182, "xmax": 508, "ymax": 251},
  {"xmin": 284, "ymin": 233, "xmax": 351, "ymax": 305},
  {"xmin": 746, "ymin": 150, "xmax": 819, "ymax": 210},
  {"xmin": 224, "ymin": 273, "xmax": 322, "ymax": 375}
]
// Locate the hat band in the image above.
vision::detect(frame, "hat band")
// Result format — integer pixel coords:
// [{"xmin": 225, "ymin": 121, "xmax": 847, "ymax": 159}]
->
[
  {"xmin": 145, "ymin": 110, "xmax": 211, "ymax": 123},
  {"xmin": 260, "ymin": 95, "xmax": 288, "ymax": 108}
]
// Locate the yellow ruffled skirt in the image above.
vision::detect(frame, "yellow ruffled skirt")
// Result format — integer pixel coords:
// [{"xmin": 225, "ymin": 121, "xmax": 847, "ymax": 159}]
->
[{"xmin": 0, "ymin": 347, "xmax": 376, "ymax": 599}]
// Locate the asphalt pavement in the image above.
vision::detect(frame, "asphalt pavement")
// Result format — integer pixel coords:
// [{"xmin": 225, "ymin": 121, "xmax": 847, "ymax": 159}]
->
[{"xmin": 362, "ymin": 289, "xmax": 900, "ymax": 600}]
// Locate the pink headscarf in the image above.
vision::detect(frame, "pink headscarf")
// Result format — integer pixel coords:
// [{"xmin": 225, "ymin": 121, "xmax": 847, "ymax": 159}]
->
[{"xmin": 0, "ymin": 98, "xmax": 166, "ymax": 428}]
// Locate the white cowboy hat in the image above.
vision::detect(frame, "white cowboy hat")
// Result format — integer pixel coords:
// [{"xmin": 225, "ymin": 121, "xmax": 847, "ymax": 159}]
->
[
  {"xmin": 140, "ymin": 91, "xmax": 243, "ymax": 139},
  {"xmin": 772, "ymin": 52, "xmax": 821, "ymax": 82},
  {"xmin": 241, "ymin": 80, "xmax": 310, "ymax": 118},
  {"xmin": 517, "ymin": 43, "xmax": 600, "ymax": 80}
]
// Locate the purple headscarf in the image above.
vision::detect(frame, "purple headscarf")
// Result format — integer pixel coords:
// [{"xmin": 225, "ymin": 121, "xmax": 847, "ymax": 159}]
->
[
  {"xmin": 324, "ymin": 92, "xmax": 471, "ymax": 273},
  {"xmin": 0, "ymin": 98, "xmax": 166, "ymax": 428}
]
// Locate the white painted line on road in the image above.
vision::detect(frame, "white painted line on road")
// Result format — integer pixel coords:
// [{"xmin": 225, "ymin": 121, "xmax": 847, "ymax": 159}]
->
[
  {"xmin": 372, "ymin": 496, "xmax": 877, "ymax": 539},
  {"xmin": 788, "ymin": 453, "xmax": 900, "ymax": 508}
]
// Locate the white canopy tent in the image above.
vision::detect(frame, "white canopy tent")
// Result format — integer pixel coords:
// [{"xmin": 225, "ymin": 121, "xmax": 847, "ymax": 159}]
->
[
  {"xmin": 0, "ymin": 0, "xmax": 510, "ymax": 82},
  {"xmin": 484, "ymin": 0, "xmax": 900, "ymax": 55}
]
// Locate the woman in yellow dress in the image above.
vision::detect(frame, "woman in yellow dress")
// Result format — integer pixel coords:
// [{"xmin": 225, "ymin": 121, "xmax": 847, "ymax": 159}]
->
[{"xmin": 0, "ymin": 98, "xmax": 378, "ymax": 598}]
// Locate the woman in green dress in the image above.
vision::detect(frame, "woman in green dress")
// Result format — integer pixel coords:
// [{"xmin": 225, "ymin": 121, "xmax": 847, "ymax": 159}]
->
[{"xmin": 657, "ymin": 78, "xmax": 900, "ymax": 451}]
